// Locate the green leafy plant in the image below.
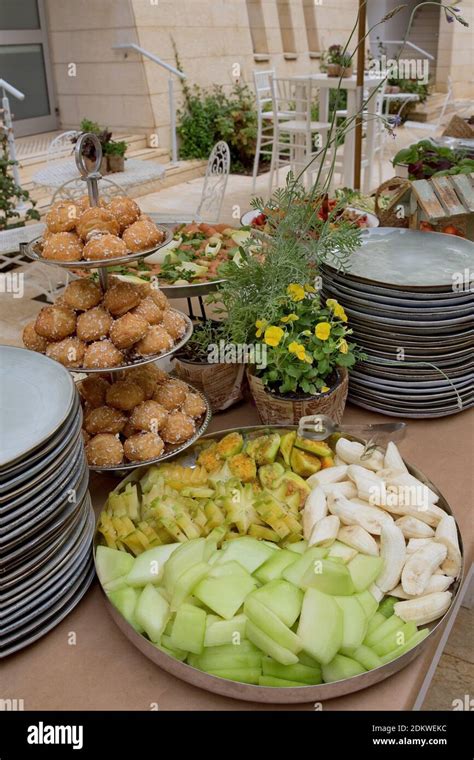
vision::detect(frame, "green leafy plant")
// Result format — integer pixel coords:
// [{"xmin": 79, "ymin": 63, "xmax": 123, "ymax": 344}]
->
[
  {"xmin": 177, "ymin": 319, "xmax": 226, "ymax": 363},
  {"xmin": 393, "ymin": 139, "xmax": 474, "ymax": 179},
  {"xmin": 253, "ymin": 286, "xmax": 363, "ymax": 396},
  {"xmin": 0, "ymin": 134, "xmax": 40, "ymax": 230},
  {"xmin": 72, "ymin": 118, "xmax": 118, "ymax": 161},
  {"xmin": 103, "ymin": 140, "xmax": 128, "ymax": 157}
]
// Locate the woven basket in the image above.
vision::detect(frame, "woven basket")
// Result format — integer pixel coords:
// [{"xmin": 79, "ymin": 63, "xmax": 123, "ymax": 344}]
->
[
  {"xmin": 442, "ymin": 115, "xmax": 474, "ymax": 139},
  {"xmin": 173, "ymin": 358, "xmax": 246, "ymax": 413},
  {"xmin": 375, "ymin": 177, "xmax": 412, "ymax": 228},
  {"xmin": 247, "ymin": 368, "xmax": 348, "ymax": 425}
]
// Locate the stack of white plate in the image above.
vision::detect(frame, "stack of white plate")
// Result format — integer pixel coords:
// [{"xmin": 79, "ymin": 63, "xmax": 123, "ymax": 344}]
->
[
  {"xmin": 322, "ymin": 229, "xmax": 474, "ymax": 418},
  {"xmin": 0, "ymin": 347, "xmax": 94, "ymax": 657}
]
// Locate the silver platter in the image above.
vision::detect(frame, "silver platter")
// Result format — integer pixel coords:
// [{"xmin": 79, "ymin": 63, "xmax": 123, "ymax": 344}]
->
[
  {"xmin": 69, "ymin": 309, "xmax": 193, "ymax": 374},
  {"xmin": 24, "ymin": 224, "xmax": 172, "ymax": 269},
  {"xmin": 94, "ymin": 425, "xmax": 463, "ymax": 704},
  {"xmin": 89, "ymin": 383, "xmax": 212, "ymax": 475},
  {"xmin": 157, "ymin": 279, "xmax": 225, "ymax": 299}
]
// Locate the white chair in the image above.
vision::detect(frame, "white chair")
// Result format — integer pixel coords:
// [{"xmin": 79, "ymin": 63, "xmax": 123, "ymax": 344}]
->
[
  {"xmin": 252, "ymin": 69, "xmax": 277, "ymax": 192},
  {"xmin": 268, "ymin": 77, "xmax": 332, "ymax": 191},
  {"xmin": 46, "ymin": 131, "xmax": 80, "ymax": 164},
  {"xmin": 51, "ymin": 176, "xmax": 126, "ymax": 205},
  {"xmin": 362, "ymin": 80, "xmax": 388, "ymax": 192}
]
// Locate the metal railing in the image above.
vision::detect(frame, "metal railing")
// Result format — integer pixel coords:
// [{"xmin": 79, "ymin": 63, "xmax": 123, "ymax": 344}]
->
[
  {"xmin": 379, "ymin": 40, "xmax": 435, "ymax": 61},
  {"xmin": 0, "ymin": 79, "xmax": 26, "ymax": 187},
  {"xmin": 112, "ymin": 43, "xmax": 186, "ymax": 164}
]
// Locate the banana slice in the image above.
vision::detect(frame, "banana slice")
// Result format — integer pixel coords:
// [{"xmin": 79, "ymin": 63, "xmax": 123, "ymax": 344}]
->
[
  {"xmin": 406, "ymin": 538, "xmax": 435, "ymax": 554},
  {"xmin": 335, "ymin": 438, "xmax": 384, "ymax": 471},
  {"xmin": 381, "ymin": 491, "xmax": 445, "ymax": 527},
  {"xmin": 385, "ymin": 472, "xmax": 439, "ymax": 506},
  {"xmin": 401, "ymin": 541, "xmax": 447, "ymax": 596},
  {"xmin": 337, "ymin": 524, "xmax": 379, "ymax": 556},
  {"xmin": 384, "ymin": 441, "xmax": 408, "ymax": 474},
  {"xmin": 329, "ymin": 495, "xmax": 394, "ymax": 535},
  {"xmin": 435, "ymin": 514, "xmax": 462, "ymax": 579},
  {"xmin": 321, "ymin": 480, "xmax": 357, "ymax": 499},
  {"xmin": 395, "ymin": 516, "xmax": 435, "ymax": 539},
  {"xmin": 347, "ymin": 465, "xmax": 387, "ymax": 506},
  {"xmin": 390, "ymin": 575, "xmax": 454, "ymax": 599},
  {"xmin": 394, "ymin": 591, "xmax": 452, "ymax": 625},
  {"xmin": 302, "ymin": 486, "xmax": 327, "ymax": 541},
  {"xmin": 377, "ymin": 522, "xmax": 406, "ymax": 592},
  {"xmin": 306, "ymin": 464, "xmax": 348, "ymax": 488},
  {"xmin": 308, "ymin": 515, "xmax": 340, "ymax": 548}
]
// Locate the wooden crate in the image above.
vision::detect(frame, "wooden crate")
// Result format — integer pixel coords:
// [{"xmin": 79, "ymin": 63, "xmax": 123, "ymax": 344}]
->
[{"xmin": 408, "ymin": 172, "xmax": 474, "ymax": 239}]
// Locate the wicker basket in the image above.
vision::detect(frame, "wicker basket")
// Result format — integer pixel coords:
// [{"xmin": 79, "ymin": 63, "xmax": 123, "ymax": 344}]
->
[
  {"xmin": 442, "ymin": 114, "xmax": 474, "ymax": 139},
  {"xmin": 173, "ymin": 358, "xmax": 246, "ymax": 413},
  {"xmin": 375, "ymin": 177, "xmax": 412, "ymax": 228},
  {"xmin": 247, "ymin": 368, "xmax": 348, "ymax": 425}
]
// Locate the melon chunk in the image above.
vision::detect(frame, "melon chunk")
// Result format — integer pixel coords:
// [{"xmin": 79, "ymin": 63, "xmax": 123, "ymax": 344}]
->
[
  {"xmin": 347, "ymin": 554, "xmax": 383, "ymax": 592},
  {"xmin": 163, "ymin": 539, "xmax": 206, "ymax": 594},
  {"xmin": 204, "ymin": 614, "xmax": 247, "ymax": 647},
  {"xmin": 355, "ymin": 590, "xmax": 379, "ymax": 620},
  {"xmin": 380, "ymin": 628, "xmax": 430, "ymax": 664},
  {"xmin": 126, "ymin": 544, "xmax": 180, "ymax": 587},
  {"xmin": 170, "ymin": 562, "xmax": 210, "ymax": 612},
  {"xmin": 108, "ymin": 587, "xmax": 142, "ymax": 633},
  {"xmin": 96, "ymin": 546, "xmax": 134, "ymax": 587},
  {"xmin": 297, "ymin": 588, "xmax": 343, "ymax": 665},
  {"xmin": 244, "ymin": 596, "xmax": 302, "ymax": 654},
  {"xmin": 246, "ymin": 620, "xmax": 299, "ymax": 665},
  {"xmin": 334, "ymin": 596, "xmax": 368, "ymax": 652},
  {"xmin": 252, "ymin": 580, "xmax": 303, "ymax": 627},
  {"xmin": 194, "ymin": 563, "xmax": 257, "ymax": 619},
  {"xmin": 170, "ymin": 603, "xmax": 206, "ymax": 654},
  {"xmin": 216, "ymin": 536, "xmax": 276, "ymax": 574},
  {"xmin": 259, "ymin": 676, "xmax": 304, "ymax": 687},
  {"xmin": 262, "ymin": 656, "xmax": 322, "ymax": 685},
  {"xmin": 351, "ymin": 644, "xmax": 383, "ymax": 670},
  {"xmin": 301, "ymin": 558, "xmax": 355, "ymax": 596},
  {"xmin": 208, "ymin": 668, "xmax": 261, "ymax": 684},
  {"xmin": 364, "ymin": 614, "xmax": 405, "ymax": 648},
  {"xmin": 188, "ymin": 641, "xmax": 261, "ymax": 671},
  {"xmin": 254, "ymin": 549, "xmax": 298, "ymax": 584},
  {"xmin": 322, "ymin": 654, "xmax": 366, "ymax": 683},
  {"xmin": 372, "ymin": 622, "xmax": 417, "ymax": 656},
  {"xmin": 282, "ymin": 546, "xmax": 328, "ymax": 587},
  {"xmin": 135, "ymin": 584, "xmax": 170, "ymax": 643}
]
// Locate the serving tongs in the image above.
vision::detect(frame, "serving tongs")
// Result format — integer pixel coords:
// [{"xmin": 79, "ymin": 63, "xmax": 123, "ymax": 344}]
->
[{"xmin": 297, "ymin": 414, "xmax": 406, "ymax": 445}]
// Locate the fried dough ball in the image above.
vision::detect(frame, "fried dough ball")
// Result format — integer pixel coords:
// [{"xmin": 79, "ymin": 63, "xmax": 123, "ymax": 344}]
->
[
  {"xmin": 122, "ymin": 219, "xmax": 164, "ymax": 252},
  {"xmin": 122, "ymin": 419, "xmax": 137, "ymax": 438},
  {"xmin": 145, "ymin": 364, "xmax": 170, "ymax": 384},
  {"xmin": 42, "ymin": 232, "xmax": 84, "ymax": 262},
  {"xmin": 84, "ymin": 405, "xmax": 127, "ymax": 435},
  {"xmin": 119, "ymin": 366, "xmax": 161, "ymax": 399},
  {"xmin": 146, "ymin": 285, "xmax": 169, "ymax": 311},
  {"xmin": 79, "ymin": 376, "xmax": 110, "ymax": 408},
  {"xmin": 153, "ymin": 379, "xmax": 187, "ymax": 410},
  {"xmin": 83, "ymin": 340, "xmax": 124, "ymax": 369},
  {"xmin": 129, "ymin": 400, "xmax": 168, "ymax": 433},
  {"xmin": 76, "ymin": 307, "xmax": 113, "ymax": 342},
  {"xmin": 105, "ymin": 380, "xmax": 145, "ymax": 411},
  {"xmin": 35, "ymin": 305, "xmax": 77, "ymax": 340},
  {"xmin": 135, "ymin": 325, "xmax": 173, "ymax": 356},
  {"xmin": 85, "ymin": 434, "xmax": 124, "ymax": 467},
  {"xmin": 83, "ymin": 233, "xmax": 127, "ymax": 261},
  {"xmin": 161, "ymin": 411, "xmax": 195, "ymax": 444},
  {"xmin": 45, "ymin": 336, "xmax": 86, "ymax": 368},
  {"xmin": 76, "ymin": 208, "xmax": 120, "ymax": 241},
  {"xmin": 182, "ymin": 392, "xmax": 207, "ymax": 419},
  {"xmin": 63, "ymin": 278, "xmax": 102, "ymax": 311},
  {"xmin": 161, "ymin": 309, "xmax": 187, "ymax": 340},
  {"xmin": 75, "ymin": 195, "xmax": 107, "ymax": 211},
  {"xmin": 103, "ymin": 281, "xmax": 141, "ymax": 317},
  {"xmin": 124, "ymin": 432, "xmax": 164, "ymax": 462},
  {"xmin": 45, "ymin": 201, "xmax": 80, "ymax": 233},
  {"xmin": 106, "ymin": 196, "xmax": 141, "ymax": 233},
  {"xmin": 131, "ymin": 297, "xmax": 163, "ymax": 325},
  {"xmin": 22, "ymin": 321, "xmax": 48, "ymax": 353},
  {"xmin": 109, "ymin": 312, "xmax": 149, "ymax": 350}
]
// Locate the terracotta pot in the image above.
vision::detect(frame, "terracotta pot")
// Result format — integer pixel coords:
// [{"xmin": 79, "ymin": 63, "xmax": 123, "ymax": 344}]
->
[
  {"xmin": 326, "ymin": 64, "xmax": 341, "ymax": 78},
  {"xmin": 107, "ymin": 154, "xmax": 125, "ymax": 173},
  {"xmin": 341, "ymin": 65, "xmax": 353, "ymax": 78},
  {"xmin": 84, "ymin": 155, "xmax": 108, "ymax": 175},
  {"xmin": 246, "ymin": 368, "xmax": 348, "ymax": 426},
  {"xmin": 173, "ymin": 357, "xmax": 246, "ymax": 413}
]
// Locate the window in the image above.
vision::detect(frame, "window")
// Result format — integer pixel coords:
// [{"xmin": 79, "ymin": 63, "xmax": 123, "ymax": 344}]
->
[
  {"xmin": 246, "ymin": 0, "xmax": 268, "ymax": 55},
  {"xmin": 302, "ymin": 0, "xmax": 320, "ymax": 54},
  {"xmin": 277, "ymin": 0, "xmax": 296, "ymax": 55}
]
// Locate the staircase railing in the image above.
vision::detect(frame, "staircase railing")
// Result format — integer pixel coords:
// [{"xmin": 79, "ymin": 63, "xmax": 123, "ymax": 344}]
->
[
  {"xmin": 379, "ymin": 40, "xmax": 435, "ymax": 61},
  {"xmin": 0, "ymin": 79, "xmax": 26, "ymax": 187},
  {"xmin": 112, "ymin": 43, "xmax": 186, "ymax": 164}
]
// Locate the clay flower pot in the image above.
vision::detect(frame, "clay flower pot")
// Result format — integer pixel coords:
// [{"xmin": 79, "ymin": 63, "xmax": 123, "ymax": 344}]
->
[{"xmin": 326, "ymin": 63, "xmax": 342, "ymax": 78}]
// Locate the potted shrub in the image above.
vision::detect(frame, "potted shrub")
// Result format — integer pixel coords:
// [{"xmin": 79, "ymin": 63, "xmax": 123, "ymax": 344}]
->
[
  {"xmin": 72, "ymin": 119, "xmax": 112, "ymax": 174},
  {"xmin": 173, "ymin": 319, "xmax": 246, "ymax": 413},
  {"xmin": 323, "ymin": 45, "xmax": 353, "ymax": 78},
  {"xmin": 104, "ymin": 140, "xmax": 128, "ymax": 173},
  {"xmin": 246, "ymin": 286, "xmax": 362, "ymax": 425}
]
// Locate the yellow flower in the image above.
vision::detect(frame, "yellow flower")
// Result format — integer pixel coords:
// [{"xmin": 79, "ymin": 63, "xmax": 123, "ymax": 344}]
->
[
  {"xmin": 326, "ymin": 298, "xmax": 348, "ymax": 322},
  {"xmin": 288, "ymin": 341, "xmax": 306, "ymax": 361},
  {"xmin": 304, "ymin": 283, "xmax": 316, "ymax": 293},
  {"xmin": 339, "ymin": 338, "xmax": 349, "ymax": 354},
  {"xmin": 287, "ymin": 283, "xmax": 305, "ymax": 302},
  {"xmin": 315, "ymin": 322, "xmax": 331, "ymax": 341},
  {"xmin": 321, "ymin": 386, "xmax": 330, "ymax": 393},
  {"xmin": 326, "ymin": 298, "xmax": 339, "ymax": 310},
  {"xmin": 255, "ymin": 319, "xmax": 267, "ymax": 338},
  {"xmin": 281, "ymin": 313, "xmax": 299, "ymax": 324},
  {"xmin": 264, "ymin": 325, "xmax": 284, "ymax": 347}
]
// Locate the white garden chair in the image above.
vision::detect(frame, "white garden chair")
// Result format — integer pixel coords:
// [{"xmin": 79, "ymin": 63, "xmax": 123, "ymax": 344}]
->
[
  {"xmin": 252, "ymin": 69, "xmax": 277, "ymax": 192},
  {"xmin": 51, "ymin": 176, "xmax": 126, "ymax": 205},
  {"xmin": 46, "ymin": 131, "xmax": 80, "ymax": 164}
]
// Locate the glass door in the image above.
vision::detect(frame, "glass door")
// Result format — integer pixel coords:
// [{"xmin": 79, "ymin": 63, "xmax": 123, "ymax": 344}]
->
[{"xmin": 0, "ymin": 0, "xmax": 58, "ymax": 136}]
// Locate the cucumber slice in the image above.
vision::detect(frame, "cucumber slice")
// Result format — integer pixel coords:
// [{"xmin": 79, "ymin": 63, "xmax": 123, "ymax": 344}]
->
[
  {"xmin": 252, "ymin": 580, "xmax": 303, "ymax": 627},
  {"xmin": 259, "ymin": 676, "xmax": 304, "ymax": 687},
  {"xmin": 301, "ymin": 559, "xmax": 355, "ymax": 596},
  {"xmin": 351, "ymin": 644, "xmax": 383, "ymax": 671},
  {"xmin": 216, "ymin": 536, "xmax": 276, "ymax": 574},
  {"xmin": 297, "ymin": 588, "xmax": 343, "ymax": 665},
  {"xmin": 126, "ymin": 544, "xmax": 180, "ymax": 587},
  {"xmin": 282, "ymin": 546, "xmax": 328, "ymax": 587},
  {"xmin": 254, "ymin": 549, "xmax": 298, "ymax": 584},
  {"xmin": 244, "ymin": 596, "xmax": 302, "ymax": 654},
  {"xmin": 170, "ymin": 562, "xmax": 210, "ymax": 612},
  {"xmin": 96, "ymin": 546, "xmax": 134, "ymax": 587},
  {"xmin": 322, "ymin": 654, "xmax": 366, "ymax": 683},
  {"xmin": 334, "ymin": 596, "xmax": 368, "ymax": 651},
  {"xmin": 170, "ymin": 603, "xmax": 206, "ymax": 654},
  {"xmin": 204, "ymin": 614, "xmax": 247, "ymax": 647},
  {"xmin": 246, "ymin": 620, "xmax": 299, "ymax": 665},
  {"xmin": 347, "ymin": 555, "xmax": 383, "ymax": 592},
  {"xmin": 163, "ymin": 539, "xmax": 206, "ymax": 595},
  {"xmin": 262, "ymin": 657, "xmax": 322, "ymax": 685}
]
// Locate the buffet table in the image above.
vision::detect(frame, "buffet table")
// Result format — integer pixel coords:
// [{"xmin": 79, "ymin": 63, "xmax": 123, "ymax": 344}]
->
[{"xmin": 3, "ymin": 400, "xmax": 472, "ymax": 711}]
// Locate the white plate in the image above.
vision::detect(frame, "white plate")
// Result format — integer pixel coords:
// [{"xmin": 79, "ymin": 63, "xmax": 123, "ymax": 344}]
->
[{"xmin": 0, "ymin": 347, "xmax": 75, "ymax": 468}]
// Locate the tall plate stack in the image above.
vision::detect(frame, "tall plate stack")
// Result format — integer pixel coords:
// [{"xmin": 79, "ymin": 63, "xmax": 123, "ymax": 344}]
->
[
  {"xmin": 0, "ymin": 347, "xmax": 94, "ymax": 657},
  {"xmin": 322, "ymin": 229, "xmax": 474, "ymax": 418}
]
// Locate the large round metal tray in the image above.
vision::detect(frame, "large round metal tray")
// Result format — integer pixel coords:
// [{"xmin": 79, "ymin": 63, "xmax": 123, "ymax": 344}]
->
[
  {"xmin": 68, "ymin": 310, "xmax": 193, "ymax": 375},
  {"xmin": 24, "ymin": 224, "xmax": 172, "ymax": 269},
  {"xmin": 89, "ymin": 383, "xmax": 212, "ymax": 475},
  {"xmin": 93, "ymin": 425, "xmax": 464, "ymax": 704}
]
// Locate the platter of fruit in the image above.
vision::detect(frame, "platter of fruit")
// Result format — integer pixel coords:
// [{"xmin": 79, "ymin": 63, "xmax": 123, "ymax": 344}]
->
[{"xmin": 94, "ymin": 426, "xmax": 463, "ymax": 703}]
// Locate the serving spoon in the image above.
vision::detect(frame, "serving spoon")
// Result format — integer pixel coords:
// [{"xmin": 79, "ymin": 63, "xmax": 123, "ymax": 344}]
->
[{"xmin": 297, "ymin": 414, "xmax": 406, "ymax": 444}]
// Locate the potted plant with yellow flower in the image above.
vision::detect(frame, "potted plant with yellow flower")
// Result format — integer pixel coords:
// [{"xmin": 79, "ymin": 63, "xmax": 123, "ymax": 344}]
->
[{"xmin": 246, "ymin": 285, "xmax": 363, "ymax": 425}]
